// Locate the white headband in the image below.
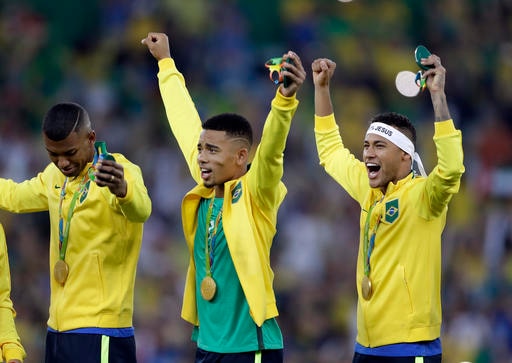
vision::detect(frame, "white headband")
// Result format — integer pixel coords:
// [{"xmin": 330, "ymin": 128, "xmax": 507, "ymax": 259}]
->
[{"xmin": 366, "ymin": 122, "xmax": 426, "ymax": 177}]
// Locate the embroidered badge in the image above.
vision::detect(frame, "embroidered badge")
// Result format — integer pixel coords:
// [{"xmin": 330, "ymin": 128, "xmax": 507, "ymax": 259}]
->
[
  {"xmin": 231, "ymin": 182, "xmax": 242, "ymax": 203},
  {"xmin": 385, "ymin": 199, "xmax": 399, "ymax": 223},
  {"xmin": 79, "ymin": 180, "xmax": 91, "ymax": 203}
]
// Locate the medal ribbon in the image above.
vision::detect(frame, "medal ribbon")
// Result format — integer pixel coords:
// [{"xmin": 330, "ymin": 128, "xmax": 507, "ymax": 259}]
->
[
  {"xmin": 363, "ymin": 200, "xmax": 382, "ymax": 276},
  {"xmin": 58, "ymin": 172, "xmax": 91, "ymax": 261},
  {"xmin": 204, "ymin": 198, "xmax": 223, "ymax": 277}
]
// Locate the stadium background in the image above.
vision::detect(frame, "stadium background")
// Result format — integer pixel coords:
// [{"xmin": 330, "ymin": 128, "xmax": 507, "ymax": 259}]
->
[{"xmin": 0, "ymin": 0, "xmax": 511, "ymax": 362}]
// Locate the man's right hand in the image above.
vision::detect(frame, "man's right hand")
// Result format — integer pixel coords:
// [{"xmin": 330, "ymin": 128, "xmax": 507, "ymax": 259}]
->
[
  {"xmin": 312, "ymin": 58, "xmax": 336, "ymax": 117},
  {"xmin": 141, "ymin": 32, "xmax": 171, "ymax": 61},
  {"xmin": 311, "ymin": 58, "xmax": 336, "ymax": 88}
]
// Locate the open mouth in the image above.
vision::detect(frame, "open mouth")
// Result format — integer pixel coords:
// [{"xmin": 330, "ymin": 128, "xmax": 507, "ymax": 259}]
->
[
  {"xmin": 200, "ymin": 168, "xmax": 212, "ymax": 180},
  {"xmin": 366, "ymin": 163, "xmax": 381, "ymax": 179}
]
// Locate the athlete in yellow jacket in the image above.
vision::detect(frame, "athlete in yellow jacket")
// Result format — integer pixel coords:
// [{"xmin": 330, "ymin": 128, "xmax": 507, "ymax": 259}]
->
[
  {"xmin": 312, "ymin": 53, "xmax": 464, "ymax": 363},
  {"xmin": 143, "ymin": 32, "xmax": 306, "ymax": 363},
  {"xmin": 0, "ymin": 224, "xmax": 25, "ymax": 363},
  {"xmin": 0, "ymin": 102, "xmax": 151, "ymax": 363}
]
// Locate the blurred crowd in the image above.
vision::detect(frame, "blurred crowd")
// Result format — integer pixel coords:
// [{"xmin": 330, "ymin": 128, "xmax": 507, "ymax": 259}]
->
[{"xmin": 1, "ymin": 0, "xmax": 511, "ymax": 362}]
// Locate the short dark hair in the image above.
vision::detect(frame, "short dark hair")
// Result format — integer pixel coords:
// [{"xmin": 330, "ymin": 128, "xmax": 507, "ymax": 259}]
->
[
  {"xmin": 369, "ymin": 112, "xmax": 416, "ymax": 145},
  {"xmin": 42, "ymin": 102, "xmax": 92, "ymax": 141},
  {"xmin": 202, "ymin": 113, "xmax": 253, "ymax": 147}
]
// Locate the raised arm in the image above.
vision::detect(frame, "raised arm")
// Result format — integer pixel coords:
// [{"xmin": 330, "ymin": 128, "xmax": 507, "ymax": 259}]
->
[
  {"xmin": 312, "ymin": 57, "xmax": 369, "ymax": 203},
  {"xmin": 142, "ymin": 32, "xmax": 203, "ymax": 183},
  {"xmin": 421, "ymin": 53, "xmax": 465, "ymax": 215},
  {"xmin": 249, "ymin": 51, "xmax": 305, "ymax": 208},
  {"xmin": 419, "ymin": 53, "xmax": 451, "ymax": 121},
  {"xmin": 312, "ymin": 58, "xmax": 337, "ymax": 117}
]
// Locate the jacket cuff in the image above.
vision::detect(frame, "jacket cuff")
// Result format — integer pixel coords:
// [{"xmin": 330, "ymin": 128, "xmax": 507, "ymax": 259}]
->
[
  {"xmin": 434, "ymin": 119, "xmax": 456, "ymax": 135},
  {"xmin": 3, "ymin": 343, "xmax": 26, "ymax": 362},
  {"xmin": 314, "ymin": 114, "xmax": 337, "ymax": 132},
  {"xmin": 158, "ymin": 57, "xmax": 175, "ymax": 71},
  {"xmin": 273, "ymin": 89, "xmax": 297, "ymax": 108}
]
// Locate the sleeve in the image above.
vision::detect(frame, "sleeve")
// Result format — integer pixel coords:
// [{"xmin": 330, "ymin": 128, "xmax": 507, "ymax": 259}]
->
[
  {"xmin": 157, "ymin": 58, "xmax": 203, "ymax": 184},
  {"xmin": 247, "ymin": 90, "xmax": 298, "ymax": 210},
  {"xmin": 0, "ymin": 225, "xmax": 26, "ymax": 362},
  {"xmin": 424, "ymin": 119, "xmax": 465, "ymax": 217},
  {"xmin": 110, "ymin": 156, "xmax": 152, "ymax": 223},
  {"xmin": 314, "ymin": 113, "xmax": 369, "ymax": 204},
  {"xmin": 0, "ymin": 168, "xmax": 50, "ymax": 213}
]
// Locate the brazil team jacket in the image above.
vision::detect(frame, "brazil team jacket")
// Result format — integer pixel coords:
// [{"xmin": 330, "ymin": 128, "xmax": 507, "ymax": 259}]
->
[
  {"xmin": 315, "ymin": 114, "xmax": 464, "ymax": 347},
  {"xmin": 157, "ymin": 58, "xmax": 298, "ymax": 327},
  {"xmin": 0, "ymin": 154, "xmax": 151, "ymax": 332}
]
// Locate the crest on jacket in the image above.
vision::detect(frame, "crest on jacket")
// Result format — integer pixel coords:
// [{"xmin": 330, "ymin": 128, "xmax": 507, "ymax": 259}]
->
[
  {"xmin": 232, "ymin": 181, "xmax": 242, "ymax": 203},
  {"xmin": 385, "ymin": 198, "xmax": 399, "ymax": 223},
  {"xmin": 79, "ymin": 180, "xmax": 92, "ymax": 203}
]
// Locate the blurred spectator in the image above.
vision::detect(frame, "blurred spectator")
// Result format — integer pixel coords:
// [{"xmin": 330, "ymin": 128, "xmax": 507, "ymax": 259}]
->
[{"xmin": 472, "ymin": 116, "xmax": 512, "ymax": 277}]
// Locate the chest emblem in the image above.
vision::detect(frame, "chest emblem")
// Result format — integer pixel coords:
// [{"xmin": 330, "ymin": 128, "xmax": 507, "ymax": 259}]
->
[
  {"xmin": 231, "ymin": 182, "xmax": 242, "ymax": 203},
  {"xmin": 385, "ymin": 199, "xmax": 399, "ymax": 223}
]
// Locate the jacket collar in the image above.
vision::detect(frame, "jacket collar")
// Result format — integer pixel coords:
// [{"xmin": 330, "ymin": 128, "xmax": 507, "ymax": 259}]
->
[{"xmin": 369, "ymin": 172, "xmax": 415, "ymax": 199}]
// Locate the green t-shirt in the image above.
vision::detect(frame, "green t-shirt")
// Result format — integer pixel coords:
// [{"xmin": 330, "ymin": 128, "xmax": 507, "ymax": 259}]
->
[{"xmin": 193, "ymin": 197, "xmax": 283, "ymax": 353}]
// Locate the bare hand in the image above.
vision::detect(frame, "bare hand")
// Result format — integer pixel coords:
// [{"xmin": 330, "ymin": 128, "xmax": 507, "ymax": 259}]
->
[
  {"xmin": 279, "ymin": 51, "xmax": 307, "ymax": 97},
  {"xmin": 141, "ymin": 32, "xmax": 171, "ymax": 61},
  {"xmin": 420, "ymin": 53, "xmax": 451, "ymax": 120},
  {"xmin": 420, "ymin": 54, "xmax": 446, "ymax": 94},
  {"xmin": 312, "ymin": 58, "xmax": 337, "ymax": 88},
  {"xmin": 94, "ymin": 159, "xmax": 127, "ymax": 198}
]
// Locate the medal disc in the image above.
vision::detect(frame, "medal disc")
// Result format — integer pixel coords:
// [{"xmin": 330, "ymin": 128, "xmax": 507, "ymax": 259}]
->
[
  {"xmin": 54, "ymin": 260, "xmax": 69, "ymax": 285},
  {"xmin": 395, "ymin": 70, "xmax": 420, "ymax": 97},
  {"xmin": 361, "ymin": 275, "xmax": 373, "ymax": 300},
  {"xmin": 200, "ymin": 276, "xmax": 217, "ymax": 301}
]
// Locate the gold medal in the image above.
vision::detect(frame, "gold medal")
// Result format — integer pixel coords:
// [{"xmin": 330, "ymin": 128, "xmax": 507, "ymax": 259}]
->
[
  {"xmin": 54, "ymin": 259, "xmax": 69, "ymax": 285},
  {"xmin": 200, "ymin": 276, "xmax": 217, "ymax": 301},
  {"xmin": 361, "ymin": 275, "xmax": 373, "ymax": 300}
]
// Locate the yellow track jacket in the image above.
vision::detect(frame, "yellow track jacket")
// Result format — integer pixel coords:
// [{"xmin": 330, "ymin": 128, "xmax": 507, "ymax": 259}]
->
[
  {"xmin": 157, "ymin": 58, "xmax": 298, "ymax": 327},
  {"xmin": 0, "ymin": 155, "xmax": 151, "ymax": 331},
  {"xmin": 0, "ymin": 224, "xmax": 26, "ymax": 362},
  {"xmin": 315, "ymin": 114, "xmax": 464, "ymax": 347}
]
